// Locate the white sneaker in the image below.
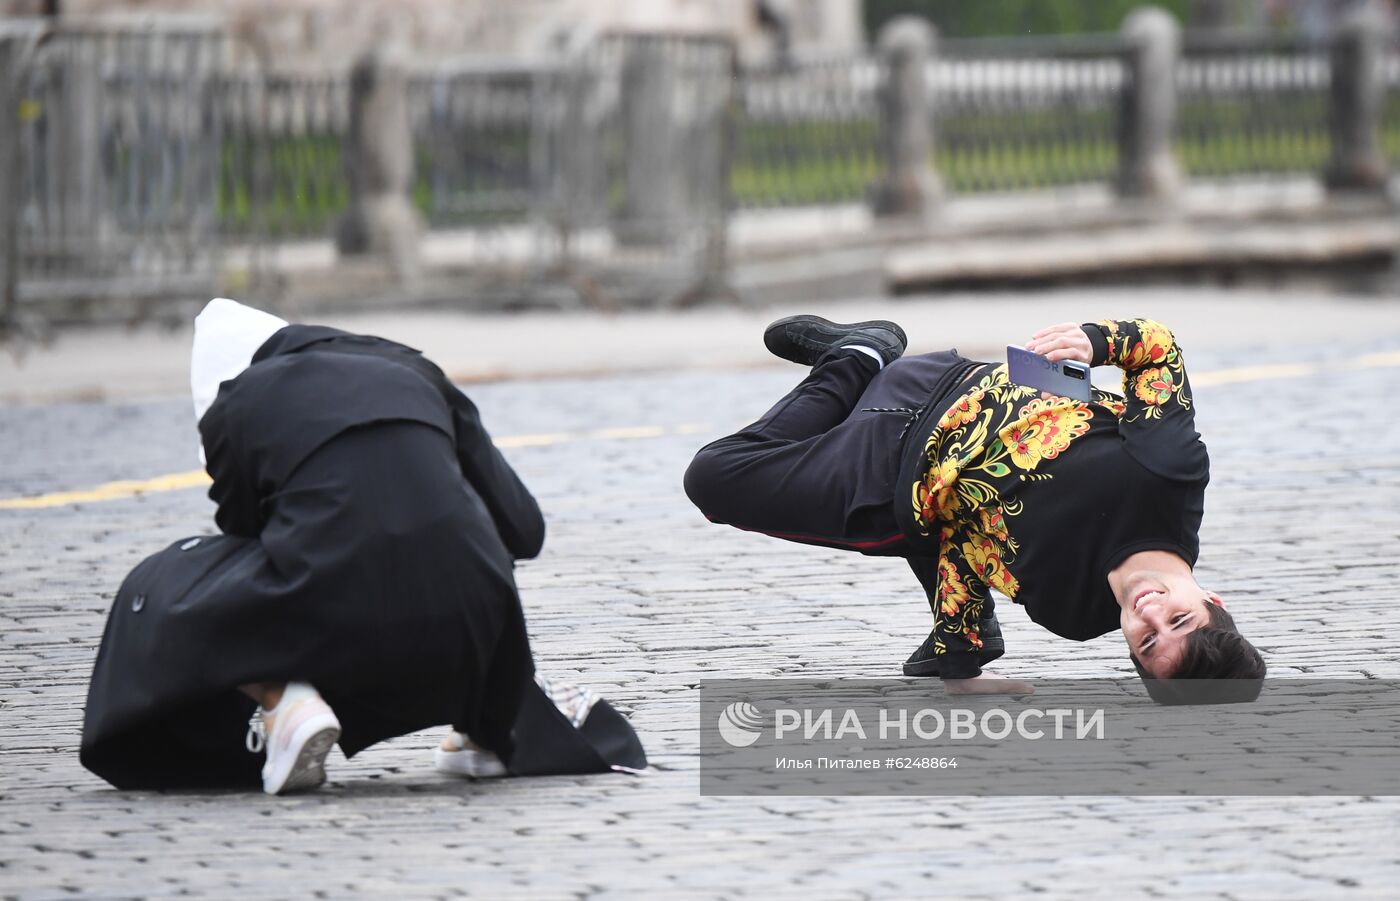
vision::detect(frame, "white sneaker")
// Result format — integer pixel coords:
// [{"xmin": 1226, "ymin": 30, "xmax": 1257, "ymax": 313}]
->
[
  {"xmin": 246, "ymin": 682, "xmax": 341, "ymax": 795},
  {"xmin": 434, "ymin": 731, "xmax": 507, "ymax": 779}
]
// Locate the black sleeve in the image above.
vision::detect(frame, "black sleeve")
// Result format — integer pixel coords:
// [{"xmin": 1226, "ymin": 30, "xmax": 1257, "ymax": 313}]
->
[
  {"xmin": 442, "ymin": 382, "xmax": 547, "ymax": 560},
  {"xmin": 1081, "ymin": 323, "xmax": 1109, "ymax": 366},
  {"xmin": 1081, "ymin": 319, "xmax": 1209, "ymax": 484},
  {"xmin": 907, "ymin": 548, "xmax": 986, "ymax": 681},
  {"xmin": 199, "ymin": 398, "xmax": 263, "ymax": 538},
  {"xmin": 377, "ymin": 342, "xmax": 547, "ymax": 560}
]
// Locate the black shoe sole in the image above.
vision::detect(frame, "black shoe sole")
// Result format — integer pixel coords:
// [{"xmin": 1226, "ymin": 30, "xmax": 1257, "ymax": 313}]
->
[{"xmin": 763, "ymin": 314, "xmax": 908, "ymax": 367}]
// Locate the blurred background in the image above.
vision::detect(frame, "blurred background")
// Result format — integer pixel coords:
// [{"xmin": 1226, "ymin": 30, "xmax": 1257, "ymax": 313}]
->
[{"xmin": 0, "ymin": 0, "xmax": 1396, "ymax": 333}]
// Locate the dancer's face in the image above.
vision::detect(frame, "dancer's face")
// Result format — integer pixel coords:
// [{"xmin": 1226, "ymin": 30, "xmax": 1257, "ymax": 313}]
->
[{"xmin": 1120, "ymin": 573, "xmax": 1226, "ymax": 679}]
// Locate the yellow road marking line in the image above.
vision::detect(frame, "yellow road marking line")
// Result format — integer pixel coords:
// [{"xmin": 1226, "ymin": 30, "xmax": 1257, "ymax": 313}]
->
[
  {"xmin": 496, "ymin": 432, "xmax": 575, "ymax": 448},
  {"xmin": 592, "ymin": 426, "xmax": 669, "ymax": 440},
  {"xmin": 1190, "ymin": 362, "xmax": 1320, "ymax": 387},
  {"xmin": 1353, "ymin": 350, "xmax": 1400, "ymax": 368},
  {"xmin": 0, "ymin": 423, "xmax": 712, "ymax": 510},
  {"xmin": 4, "ymin": 349, "xmax": 1400, "ymax": 511},
  {"xmin": 0, "ymin": 470, "xmax": 213, "ymax": 510}
]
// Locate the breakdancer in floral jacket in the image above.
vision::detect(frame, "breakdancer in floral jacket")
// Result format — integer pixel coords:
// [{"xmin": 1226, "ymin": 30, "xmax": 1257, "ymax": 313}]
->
[{"xmin": 684, "ymin": 315, "xmax": 1265, "ymax": 699}]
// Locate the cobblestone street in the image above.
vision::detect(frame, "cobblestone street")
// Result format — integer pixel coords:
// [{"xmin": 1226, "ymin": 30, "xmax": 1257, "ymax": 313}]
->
[{"xmin": 3, "ymin": 304, "xmax": 1400, "ymax": 898}]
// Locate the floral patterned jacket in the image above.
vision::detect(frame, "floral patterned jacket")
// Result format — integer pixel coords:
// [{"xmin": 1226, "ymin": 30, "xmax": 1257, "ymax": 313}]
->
[{"xmin": 902, "ymin": 319, "xmax": 1209, "ymax": 678}]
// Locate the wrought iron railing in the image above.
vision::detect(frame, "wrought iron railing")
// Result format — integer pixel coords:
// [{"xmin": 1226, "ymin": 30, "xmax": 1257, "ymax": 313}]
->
[
  {"xmin": 408, "ymin": 63, "xmax": 540, "ymax": 229},
  {"xmin": 218, "ymin": 69, "xmax": 349, "ymax": 240},
  {"xmin": 2, "ymin": 22, "xmax": 1395, "ymax": 316},
  {"xmin": 12, "ymin": 22, "xmax": 225, "ymax": 300},
  {"xmin": 732, "ymin": 55, "xmax": 881, "ymax": 209},
  {"xmin": 937, "ymin": 36, "xmax": 1126, "ymax": 193},
  {"xmin": 1177, "ymin": 36, "xmax": 1331, "ymax": 178}
]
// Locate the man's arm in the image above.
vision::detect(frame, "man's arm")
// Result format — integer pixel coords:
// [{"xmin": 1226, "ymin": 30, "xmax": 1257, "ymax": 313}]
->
[
  {"xmin": 909, "ymin": 551, "xmax": 1033, "ymax": 695},
  {"xmin": 442, "ymin": 384, "xmax": 547, "ymax": 560},
  {"xmin": 199, "ymin": 396, "xmax": 263, "ymax": 538},
  {"xmin": 907, "ymin": 530, "xmax": 993, "ymax": 680},
  {"xmin": 1028, "ymin": 318, "xmax": 1208, "ymax": 483}
]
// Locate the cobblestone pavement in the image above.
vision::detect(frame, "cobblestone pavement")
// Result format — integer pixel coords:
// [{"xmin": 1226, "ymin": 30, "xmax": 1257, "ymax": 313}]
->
[{"xmin": 2, "ymin": 323, "xmax": 1400, "ymax": 898}]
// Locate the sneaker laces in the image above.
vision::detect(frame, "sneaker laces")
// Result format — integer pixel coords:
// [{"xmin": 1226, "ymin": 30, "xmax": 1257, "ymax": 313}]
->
[{"xmin": 246, "ymin": 709, "xmax": 267, "ymax": 754}]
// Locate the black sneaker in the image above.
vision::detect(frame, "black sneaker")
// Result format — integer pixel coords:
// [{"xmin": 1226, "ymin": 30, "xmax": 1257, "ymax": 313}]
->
[
  {"xmin": 763, "ymin": 315, "xmax": 908, "ymax": 368},
  {"xmin": 902, "ymin": 613, "xmax": 1006, "ymax": 677}
]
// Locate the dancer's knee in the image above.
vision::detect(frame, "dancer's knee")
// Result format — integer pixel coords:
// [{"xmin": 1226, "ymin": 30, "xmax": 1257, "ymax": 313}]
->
[{"xmin": 683, "ymin": 443, "xmax": 737, "ymax": 521}]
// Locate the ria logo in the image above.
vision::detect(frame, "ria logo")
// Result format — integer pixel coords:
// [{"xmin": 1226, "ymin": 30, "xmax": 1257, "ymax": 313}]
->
[{"xmin": 717, "ymin": 701, "xmax": 764, "ymax": 747}]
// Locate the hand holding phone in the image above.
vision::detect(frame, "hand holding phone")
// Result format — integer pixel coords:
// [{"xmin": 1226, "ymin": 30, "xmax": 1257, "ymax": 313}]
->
[
  {"xmin": 1007, "ymin": 344, "xmax": 1091, "ymax": 402},
  {"xmin": 1025, "ymin": 322, "xmax": 1094, "ymax": 364}
]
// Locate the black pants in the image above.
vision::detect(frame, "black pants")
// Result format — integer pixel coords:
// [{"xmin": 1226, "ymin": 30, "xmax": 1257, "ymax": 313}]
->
[
  {"xmin": 684, "ymin": 347, "xmax": 978, "ymax": 558},
  {"xmin": 685, "ymin": 347, "xmax": 1005, "ymax": 675}
]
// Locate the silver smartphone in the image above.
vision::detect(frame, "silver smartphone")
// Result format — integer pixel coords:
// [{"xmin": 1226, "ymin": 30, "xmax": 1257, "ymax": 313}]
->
[{"xmin": 1006, "ymin": 345, "xmax": 1092, "ymax": 402}]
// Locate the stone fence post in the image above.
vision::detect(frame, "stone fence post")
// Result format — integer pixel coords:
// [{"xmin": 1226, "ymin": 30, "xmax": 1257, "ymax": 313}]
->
[
  {"xmin": 1324, "ymin": 3, "xmax": 1391, "ymax": 193},
  {"xmin": 0, "ymin": 26, "xmax": 40, "ymax": 330},
  {"xmin": 335, "ymin": 48, "xmax": 423, "ymax": 282},
  {"xmin": 616, "ymin": 38, "xmax": 682, "ymax": 246},
  {"xmin": 553, "ymin": 48, "xmax": 607, "ymax": 255},
  {"xmin": 869, "ymin": 16, "xmax": 942, "ymax": 220},
  {"xmin": 1117, "ymin": 6, "xmax": 1182, "ymax": 201}
]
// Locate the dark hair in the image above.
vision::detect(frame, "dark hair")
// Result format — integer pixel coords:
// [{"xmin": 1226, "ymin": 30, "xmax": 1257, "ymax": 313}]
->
[{"xmin": 1130, "ymin": 604, "xmax": 1266, "ymax": 705}]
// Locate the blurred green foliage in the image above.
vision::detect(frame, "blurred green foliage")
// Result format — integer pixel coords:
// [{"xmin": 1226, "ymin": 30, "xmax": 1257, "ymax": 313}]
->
[{"xmin": 216, "ymin": 93, "xmax": 1396, "ymax": 236}]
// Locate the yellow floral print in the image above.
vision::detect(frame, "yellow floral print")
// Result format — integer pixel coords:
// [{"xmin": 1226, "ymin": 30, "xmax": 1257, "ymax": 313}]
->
[
  {"xmin": 937, "ymin": 556, "xmax": 968, "ymax": 616},
  {"xmin": 944, "ymin": 392, "xmax": 982, "ymax": 429},
  {"xmin": 1106, "ymin": 319, "xmax": 1189, "ymax": 422},
  {"xmin": 962, "ymin": 532, "xmax": 1020, "ymax": 597},
  {"xmin": 916, "ymin": 456, "xmax": 963, "ymax": 525},
  {"xmin": 1120, "ymin": 320, "xmax": 1173, "ymax": 370},
  {"xmin": 998, "ymin": 398, "xmax": 1093, "ymax": 471},
  {"xmin": 1134, "ymin": 366, "xmax": 1175, "ymax": 408},
  {"xmin": 977, "ymin": 505, "xmax": 1009, "ymax": 541},
  {"xmin": 1097, "ymin": 396, "xmax": 1127, "ymax": 417}
]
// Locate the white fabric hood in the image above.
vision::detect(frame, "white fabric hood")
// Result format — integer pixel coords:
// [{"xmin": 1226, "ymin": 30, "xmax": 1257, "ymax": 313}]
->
[{"xmin": 190, "ymin": 298, "xmax": 288, "ymax": 459}]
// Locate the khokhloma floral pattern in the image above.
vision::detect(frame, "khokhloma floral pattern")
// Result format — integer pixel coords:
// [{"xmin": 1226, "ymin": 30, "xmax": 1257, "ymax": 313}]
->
[{"xmin": 909, "ymin": 319, "xmax": 1189, "ymax": 665}]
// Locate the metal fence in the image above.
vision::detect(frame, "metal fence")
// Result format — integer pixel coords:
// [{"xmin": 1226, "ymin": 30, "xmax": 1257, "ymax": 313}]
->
[
  {"xmin": 409, "ymin": 63, "xmax": 540, "ymax": 229},
  {"xmin": 2, "ymin": 20, "xmax": 1396, "ymax": 320},
  {"xmin": 1177, "ymin": 36, "xmax": 1331, "ymax": 178},
  {"xmin": 732, "ymin": 56, "xmax": 880, "ymax": 209},
  {"xmin": 11, "ymin": 23, "xmax": 225, "ymax": 309},
  {"xmin": 529, "ymin": 33, "xmax": 735, "ymax": 301},
  {"xmin": 729, "ymin": 46, "xmax": 1127, "ymax": 207},
  {"xmin": 937, "ymin": 38, "xmax": 1125, "ymax": 193},
  {"xmin": 218, "ymin": 69, "xmax": 348, "ymax": 241}
]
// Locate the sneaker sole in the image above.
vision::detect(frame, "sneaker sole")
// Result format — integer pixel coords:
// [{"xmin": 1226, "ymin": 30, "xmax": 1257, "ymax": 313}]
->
[
  {"xmin": 433, "ymin": 746, "xmax": 509, "ymax": 779},
  {"xmin": 764, "ymin": 315, "xmax": 908, "ymax": 365},
  {"xmin": 264, "ymin": 720, "xmax": 340, "ymax": 795}
]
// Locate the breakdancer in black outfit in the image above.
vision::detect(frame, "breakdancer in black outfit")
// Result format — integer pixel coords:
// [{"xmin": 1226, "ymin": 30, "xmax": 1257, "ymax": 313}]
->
[
  {"xmin": 684, "ymin": 315, "xmax": 1264, "ymax": 699},
  {"xmin": 81, "ymin": 299, "xmax": 645, "ymax": 793}
]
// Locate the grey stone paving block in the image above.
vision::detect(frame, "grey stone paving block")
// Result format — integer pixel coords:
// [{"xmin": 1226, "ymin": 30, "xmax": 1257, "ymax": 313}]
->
[{"xmin": 1, "ymin": 341, "xmax": 1399, "ymax": 897}]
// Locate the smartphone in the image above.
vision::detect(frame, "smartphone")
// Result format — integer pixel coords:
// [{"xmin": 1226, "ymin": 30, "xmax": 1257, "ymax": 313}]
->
[{"xmin": 1006, "ymin": 345, "xmax": 1091, "ymax": 402}]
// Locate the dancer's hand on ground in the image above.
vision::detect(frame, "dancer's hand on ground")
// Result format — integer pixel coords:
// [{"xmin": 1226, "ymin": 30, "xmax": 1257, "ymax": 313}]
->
[
  {"xmin": 943, "ymin": 673, "xmax": 1035, "ymax": 697},
  {"xmin": 1025, "ymin": 323, "xmax": 1092, "ymax": 365}
]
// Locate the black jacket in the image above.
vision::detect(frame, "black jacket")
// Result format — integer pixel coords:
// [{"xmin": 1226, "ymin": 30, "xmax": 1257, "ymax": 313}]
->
[
  {"xmin": 81, "ymin": 326, "xmax": 640, "ymax": 789},
  {"xmin": 898, "ymin": 319, "xmax": 1208, "ymax": 677}
]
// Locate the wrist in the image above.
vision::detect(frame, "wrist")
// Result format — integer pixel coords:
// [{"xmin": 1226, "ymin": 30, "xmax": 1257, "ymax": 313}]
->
[{"xmin": 1080, "ymin": 323, "xmax": 1109, "ymax": 367}]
